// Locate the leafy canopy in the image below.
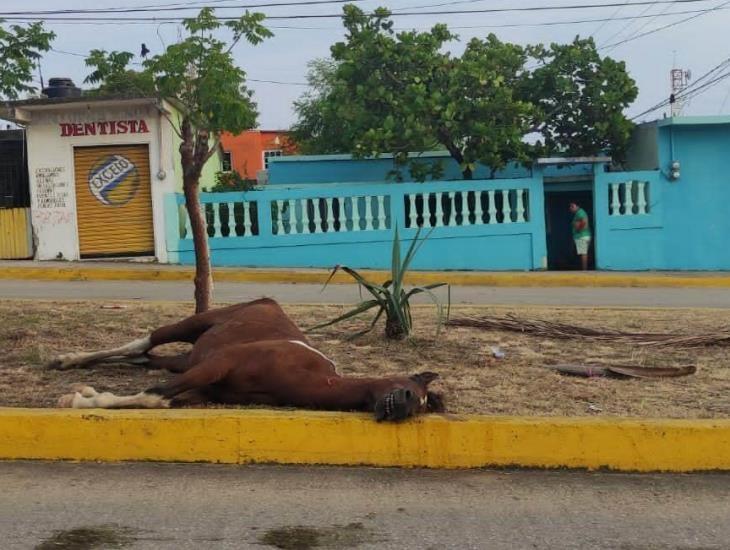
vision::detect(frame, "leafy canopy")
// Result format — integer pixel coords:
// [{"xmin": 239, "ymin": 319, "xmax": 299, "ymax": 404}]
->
[
  {"xmin": 0, "ymin": 19, "xmax": 54, "ymax": 100},
  {"xmin": 293, "ymin": 6, "xmax": 639, "ymax": 179}
]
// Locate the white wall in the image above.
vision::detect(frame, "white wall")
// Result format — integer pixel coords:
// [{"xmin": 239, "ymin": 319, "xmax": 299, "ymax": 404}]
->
[{"xmin": 25, "ymin": 101, "xmax": 178, "ymax": 261}]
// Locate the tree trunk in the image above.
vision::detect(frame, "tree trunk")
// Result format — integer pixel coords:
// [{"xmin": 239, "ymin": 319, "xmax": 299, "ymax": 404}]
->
[
  {"xmin": 179, "ymin": 117, "xmax": 213, "ymax": 313},
  {"xmin": 183, "ymin": 176, "xmax": 212, "ymax": 313},
  {"xmin": 462, "ymin": 167, "xmax": 473, "ymax": 180}
]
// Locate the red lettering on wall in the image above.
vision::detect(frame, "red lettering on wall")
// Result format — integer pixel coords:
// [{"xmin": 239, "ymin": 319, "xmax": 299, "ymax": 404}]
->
[{"xmin": 58, "ymin": 119, "xmax": 151, "ymax": 137}]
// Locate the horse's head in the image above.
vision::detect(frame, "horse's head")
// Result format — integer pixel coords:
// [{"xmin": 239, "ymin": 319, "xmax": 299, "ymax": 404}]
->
[{"xmin": 373, "ymin": 371, "xmax": 444, "ymax": 422}]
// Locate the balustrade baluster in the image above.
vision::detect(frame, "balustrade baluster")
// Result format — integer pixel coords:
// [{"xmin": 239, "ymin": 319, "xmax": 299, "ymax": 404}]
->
[
  {"xmin": 242, "ymin": 202, "xmax": 252, "ymax": 236},
  {"xmin": 287, "ymin": 199, "xmax": 298, "ymax": 234},
  {"xmin": 473, "ymin": 191, "xmax": 483, "ymax": 225},
  {"xmin": 377, "ymin": 195, "xmax": 386, "ymax": 230},
  {"xmin": 364, "ymin": 196, "xmax": 374, "ymax": 231},
  {"xmin": 610, "ymin": 183, "xmax": 620, "ymax": 216},
  {"xmin": 312, "ymin": 198, "xmax": 323, "ymax": 233},
  {"xmin": 325, "ymin": 198, "xmax": 335, "ymax": 232},
  {"xmin": 408, "ymin": 194, "xmax": 418, "ymax": 228},
  {"xmin": 434, "ymin": 192, "xmax": 444, "ymax": 227},
  {"xmin": 351, "ymin": 197, "xmax": 361, "ymax": 231},
  {"xmin": 422, "ymin": 194, "xmax": 433, "ymax": 227},
  {"xmin": 501, "ymin": 190, "xmax": 512, "ymax": 224},
  {"xmin": 487, "ymin": 190, "xmax": 497, "ymax": 224},
  {"xmin": 636, "ymin": 181, "xmax": 647, "ymax": 215},
  {"xmin": 624, "ymin": 181, "xmax": 634, "ymax": 215},
  {"xmin": 275, "ymin": 200, "xmax": 285, "ymax": 235},
  {"xmin": 211, "ymin": 202, "xmax": 222, "ymax": 237}
]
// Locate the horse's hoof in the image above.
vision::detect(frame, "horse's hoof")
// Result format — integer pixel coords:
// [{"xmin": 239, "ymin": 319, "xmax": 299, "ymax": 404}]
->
[
  {"xmin": 71, "ymin": 384, "xmax": 97, "ymax": 397},
  {"xmin": 57, "ymin": 393, "xmax": 78, "ymax": 408}
]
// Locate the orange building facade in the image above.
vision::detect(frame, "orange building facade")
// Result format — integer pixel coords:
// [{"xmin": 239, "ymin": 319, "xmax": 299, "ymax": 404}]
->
[{"xmin": 220, "ymin": 130, "xmax": 296, "ymax": 180}]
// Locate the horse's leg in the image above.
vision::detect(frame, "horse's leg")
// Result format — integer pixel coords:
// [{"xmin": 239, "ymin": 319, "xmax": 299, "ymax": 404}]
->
[
  {"xmin": 57, "ymin": 359, "xmax": 228, "ymax": 409},
  {"xmin": 46, "ymin": 306, "xmax": 230, "ymax": 370},
  {"xmin": 92, "ymin": 352, "xmax": 191, "ymax": 373}
]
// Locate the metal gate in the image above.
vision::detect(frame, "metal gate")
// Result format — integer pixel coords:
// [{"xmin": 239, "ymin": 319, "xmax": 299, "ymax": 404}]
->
[{"xmin": 74, "ymin": 145, "xmax": 154, "ymax": 258}]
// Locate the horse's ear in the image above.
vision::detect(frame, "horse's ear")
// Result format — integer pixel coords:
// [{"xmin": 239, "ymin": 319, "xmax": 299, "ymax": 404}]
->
[{"xmin": 410, "ymin": 371, "xmax": 439, "ymax": 387}]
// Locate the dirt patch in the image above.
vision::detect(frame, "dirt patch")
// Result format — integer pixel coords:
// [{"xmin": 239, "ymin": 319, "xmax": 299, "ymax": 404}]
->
[
  {"xmin": 35, "ymin": 525, "xmax": 136, "ymax": 550},
  {"xmin": 1, "ymin": 300, "xmax": 729, "ymax": 418},
  {"xmin": 260, "ymin": 522, "xmax": 383, "ymax": 549}
]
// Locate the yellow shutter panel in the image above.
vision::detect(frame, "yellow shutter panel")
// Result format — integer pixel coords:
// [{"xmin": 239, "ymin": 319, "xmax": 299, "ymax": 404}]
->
[{"xmin": 74, "ymin": 145, "xmax": 154, "ymax": 257}]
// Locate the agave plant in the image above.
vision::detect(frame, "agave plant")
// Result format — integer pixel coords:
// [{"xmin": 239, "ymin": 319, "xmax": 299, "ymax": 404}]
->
[{"xmin": 308, "ymin": 226, "xmax": 449, "ymax": 340}]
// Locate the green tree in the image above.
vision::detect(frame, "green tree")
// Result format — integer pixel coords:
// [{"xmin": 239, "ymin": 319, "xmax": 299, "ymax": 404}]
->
[
  {"xmin": 293, "ymin": 7, "xmax": 639, "ymax": 178},
  {"xmin": 84, "ymin": 49, "xmax": 155, "ymax": 97},
  {"xmin": 84, "ymin": 9, "xmax": 272, "ymax": 313},
  {"xmin": 521, "ymin": 37, "xmax": 638, "ymax": 162},
  {"xmin": 291, "ymin": 58, "xmax": 351, "ymax": 155},
  {"xmin": 293, "ymin": 6, "xmax": 536, "ymax": 180},
  {"xmin": 0, "ymin": 20, "xmax": 54, "ymax": 99}
]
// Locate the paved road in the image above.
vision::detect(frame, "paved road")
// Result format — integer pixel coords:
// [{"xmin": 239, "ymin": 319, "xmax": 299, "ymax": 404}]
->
[
  {"xmin": 0, "ymin": 279, "xmax": 729, "ymax": 308},
  {"xmin": 1, "ymin": 462, "xmax": 729, "ymax": 550}
]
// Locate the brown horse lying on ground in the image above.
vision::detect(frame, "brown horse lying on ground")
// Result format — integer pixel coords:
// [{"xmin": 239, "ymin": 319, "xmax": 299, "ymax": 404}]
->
[{"xmin": 51, "ymin": 298, "xmax": 444, "ymax": 422}]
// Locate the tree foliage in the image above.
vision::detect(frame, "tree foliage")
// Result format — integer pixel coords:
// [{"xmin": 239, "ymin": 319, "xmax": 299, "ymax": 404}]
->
[
  {"xmin": 521, "ymin": 37, "xmax": 639, "ymax": 162},
  {"xmin": 84, "ymin": 49, "xmax": 155, "ymax": 97},
  {"xmin": 293, "ymin": 6, "xmax": 639, "ymax": 179},
  {"xmin": 0, "ymin": 19, "xmax": 54, "ymax": 99},
  {"xmin": 84, "ymin": 8, "xmax": 272, "ymax": 312}
]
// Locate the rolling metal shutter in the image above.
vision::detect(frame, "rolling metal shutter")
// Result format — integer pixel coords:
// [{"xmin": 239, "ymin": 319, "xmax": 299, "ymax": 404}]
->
[{"xmin": 74, "ymin": 145, "xmax": 154, "ymax": 257}]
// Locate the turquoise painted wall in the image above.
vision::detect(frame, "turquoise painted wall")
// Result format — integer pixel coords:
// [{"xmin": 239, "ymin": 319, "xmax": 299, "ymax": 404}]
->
[
  {"xmin": 269, "ymin": 152, "xmax": 594, "ymax": 185},
  {"xmin": 166, "ymin": 175, "xmax": 548, "ymax": 271},
  {"xmin": 594, "ymin": 119, "xmax": 730, "ymax": 270}
]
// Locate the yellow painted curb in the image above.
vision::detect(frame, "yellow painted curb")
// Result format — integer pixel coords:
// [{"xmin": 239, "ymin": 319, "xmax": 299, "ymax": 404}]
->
[
  {"xmin": 2, "ymin": 408, "xmax": 730, "ymax": 471},
  {"xmin": 2, "ymin": 266, "xmax": 730, "ymax": 288}
]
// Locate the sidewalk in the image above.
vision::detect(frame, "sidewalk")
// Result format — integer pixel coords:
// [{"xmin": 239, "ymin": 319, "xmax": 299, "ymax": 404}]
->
[{"xmin": 2, "ymin": 260, "xmax": 730, "ymax": 288}]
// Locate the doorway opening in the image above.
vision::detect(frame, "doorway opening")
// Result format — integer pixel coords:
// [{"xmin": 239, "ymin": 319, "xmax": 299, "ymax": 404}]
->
[{"xmin": 544, "ymin": 188, "xmax": 595, "ymax": 270}]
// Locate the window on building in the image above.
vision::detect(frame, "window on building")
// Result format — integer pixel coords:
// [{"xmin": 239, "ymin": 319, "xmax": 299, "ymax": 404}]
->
[
  {"xmin": 263, "ymin": 149, "xmax": 282, "ymax": 169},
  {"xmin": 221, "ymin": 151, "xmax": 232, "ymax": 172}
]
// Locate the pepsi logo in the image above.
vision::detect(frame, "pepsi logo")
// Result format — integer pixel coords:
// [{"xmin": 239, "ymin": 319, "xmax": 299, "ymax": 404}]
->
[{"xmin": 88, "ymin": 154, "xmax": 141, "ymax": 207}]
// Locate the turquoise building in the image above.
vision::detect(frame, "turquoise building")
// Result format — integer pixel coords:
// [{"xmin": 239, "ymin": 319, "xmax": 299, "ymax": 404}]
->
[{"xmin": 164, "ymin": 116, "xmax": 730, "ymax": 271}]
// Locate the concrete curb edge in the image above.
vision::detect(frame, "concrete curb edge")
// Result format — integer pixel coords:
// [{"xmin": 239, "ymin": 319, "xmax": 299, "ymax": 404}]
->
[
  {"xmin": 2, "ymin": 408, "xmax": 730, "ymax": 472},
  {"xmin": 2, "ymin": 266, "xmax": 730, "ymax": 288}
]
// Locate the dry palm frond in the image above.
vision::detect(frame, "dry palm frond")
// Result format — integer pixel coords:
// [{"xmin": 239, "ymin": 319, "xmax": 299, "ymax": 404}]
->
[{"xmin": 446, "ymin": 314, "xmax": 730, "ymax": 348}]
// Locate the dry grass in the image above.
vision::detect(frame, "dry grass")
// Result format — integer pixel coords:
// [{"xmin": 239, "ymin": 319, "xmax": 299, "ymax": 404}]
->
[{"xmin": 1, "ymin": 300, "xmax": 729, "ymax": 418}]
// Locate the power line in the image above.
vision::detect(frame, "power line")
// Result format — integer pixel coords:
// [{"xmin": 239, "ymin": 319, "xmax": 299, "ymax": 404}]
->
[
  {"xmin": 589, "ymin": 0, "xmax": 636, "ymax": 38},
  {"xmin": 600, "ymin": 1, "xmax": 659, "ymax": 44},
  {"xmin": 631, "ymin": 54, "xmax": 730, "ymax": 119},
  {"xmin": 0, "ymin": 0, "xmax": 723, "ymax": 20},
  {"xmin": 48, "ymin": 46, "xmax": 308, "ymax": 85},
  {"xmin": 14, "ymin": 6, "xmax": 730, "ymax": 29},
  {"xmin": 0, "ymin": 0, "xmax": 363, "ymax": 16},
  {"xmin": 601, "ymin": 0, "xmax": 730, "ymax": 49}
]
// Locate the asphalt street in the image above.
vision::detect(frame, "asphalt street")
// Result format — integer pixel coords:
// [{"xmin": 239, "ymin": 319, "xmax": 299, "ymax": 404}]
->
[
  {"xmin": 1, "ymin": 279, "xmax": 730, "ymax": 307},
  {"xmin": 2, "ymin": 461, "xmax": 729, "ymax": 550}
]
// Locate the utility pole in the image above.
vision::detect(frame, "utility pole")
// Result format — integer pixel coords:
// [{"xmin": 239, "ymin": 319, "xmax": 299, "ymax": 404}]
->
[{"xmin": 669, "ymin": 63, "xmax": 691, "ymax": 117}]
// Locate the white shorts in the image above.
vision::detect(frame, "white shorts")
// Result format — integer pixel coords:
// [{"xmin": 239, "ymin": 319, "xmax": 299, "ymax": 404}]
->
[{"xmin": 575, "ymin": 237, "xmax": 591, "ymax": 255}]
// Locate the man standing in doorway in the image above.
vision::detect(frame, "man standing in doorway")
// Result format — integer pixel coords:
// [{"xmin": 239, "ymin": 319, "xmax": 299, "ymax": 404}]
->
[{"xmin": 569, "ymin": 202, "xmax": 591, "ymax": 270}]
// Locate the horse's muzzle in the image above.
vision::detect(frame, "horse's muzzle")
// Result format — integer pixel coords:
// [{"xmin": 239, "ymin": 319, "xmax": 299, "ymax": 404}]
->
[{"xmin": 374, "ymin": 388, "xmax": 418, "ymax": 422}]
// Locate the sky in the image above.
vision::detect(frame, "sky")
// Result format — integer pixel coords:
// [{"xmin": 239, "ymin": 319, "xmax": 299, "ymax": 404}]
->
[{"xmin": 3, "ymin": 0, "xmax": 730, "ymax": 129}]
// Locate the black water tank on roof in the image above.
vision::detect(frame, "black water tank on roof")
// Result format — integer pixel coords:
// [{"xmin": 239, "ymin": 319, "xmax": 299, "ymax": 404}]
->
[{"xmin": 43, "ymin": 78, "xmax": 82, "ymax": 98}]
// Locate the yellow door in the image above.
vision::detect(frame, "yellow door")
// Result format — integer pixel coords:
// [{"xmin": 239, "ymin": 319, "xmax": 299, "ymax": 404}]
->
[{"xmin": 74, "ymin": 145, "xmax": 154, "ymax": 257}]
